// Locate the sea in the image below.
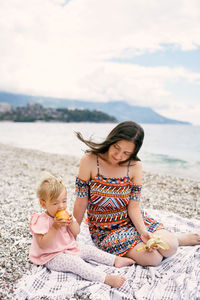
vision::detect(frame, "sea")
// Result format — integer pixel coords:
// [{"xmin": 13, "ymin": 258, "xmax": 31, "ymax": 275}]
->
[{"xmin": 0, "ymin": 121, "xmax": 200, "ymax": 181}]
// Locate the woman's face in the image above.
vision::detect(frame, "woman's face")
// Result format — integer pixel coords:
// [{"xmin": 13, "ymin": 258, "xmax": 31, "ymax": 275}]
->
[{"xmin": 107, "ymin": 140, "xmax": 135, "ymax": 164}]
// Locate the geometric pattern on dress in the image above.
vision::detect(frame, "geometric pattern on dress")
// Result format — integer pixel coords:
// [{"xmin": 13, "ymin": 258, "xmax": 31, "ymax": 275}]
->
[
  {"xmin": 75, "ymin": 173, "xmax": 163, "ymax": 256},
  {"xmin": 90, "ymin": 196, "xmax": 127, "ymax": 209}
]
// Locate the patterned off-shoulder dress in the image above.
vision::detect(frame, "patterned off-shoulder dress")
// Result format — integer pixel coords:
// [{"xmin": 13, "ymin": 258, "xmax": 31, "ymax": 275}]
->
[{"xmin": 75, "ymin": 156, "xmax": 164, "ymax": 256}]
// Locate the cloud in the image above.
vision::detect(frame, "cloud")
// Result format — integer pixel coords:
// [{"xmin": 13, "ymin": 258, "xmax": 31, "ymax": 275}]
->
[
  {"xmin": 156, "ymin": 102, "xmax": 200, "ymax": 125},
  {"xmin": 0, "ymin": 0, "xmax": 200, "ymax": 123}
]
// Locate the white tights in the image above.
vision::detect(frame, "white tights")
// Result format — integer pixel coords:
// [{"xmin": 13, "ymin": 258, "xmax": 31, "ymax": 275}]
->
[{"xmin": 45, "ymin": 244, "xmax": 116, "ymax": 283}]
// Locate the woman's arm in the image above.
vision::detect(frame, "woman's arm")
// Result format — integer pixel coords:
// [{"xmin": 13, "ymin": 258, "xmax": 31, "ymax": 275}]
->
[
  {"xmin": 128, "ymin": 161, "xmax": 152, "ymax": 241},
  {"xmin": 128, "ymin": 201, "xmax": 147, "ymax": 235},
  {"xmin": 128, "ymin": 201, "xmax": 153, "ymax": 243},
  {"xmin": 73, "ymin": 153, "xmax": 92, "ymax": 225}
]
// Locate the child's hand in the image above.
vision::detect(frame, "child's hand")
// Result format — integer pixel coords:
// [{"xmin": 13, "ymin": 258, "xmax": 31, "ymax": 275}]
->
[
  {"xmin": 53, "ymin": 217, "xmax": 68, "ymax": 230},
  {"xmin": 65, "ymin": 214, "xmax": 73, "ymax": 226},
  {"xmin": 53, "ymin": 214, "xmax": 73, "ymax": 229}
]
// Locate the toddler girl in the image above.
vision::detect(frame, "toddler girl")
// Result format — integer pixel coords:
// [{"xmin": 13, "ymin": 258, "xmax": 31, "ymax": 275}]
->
[{"xmin": 29, "ymin": 176, "xmax": 134, "ymax": 288}]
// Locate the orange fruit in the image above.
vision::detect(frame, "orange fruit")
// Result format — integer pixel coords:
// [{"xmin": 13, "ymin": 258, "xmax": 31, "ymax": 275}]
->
[{"xmin": 56, "ymin": 210, "xmax": 70, "ymax": 220}]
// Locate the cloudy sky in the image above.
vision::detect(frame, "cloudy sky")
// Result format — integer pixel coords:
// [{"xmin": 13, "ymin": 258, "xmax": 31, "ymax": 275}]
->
[{"xmin": 1, "ymin": 0, "xmax": 200, "ymax": 124}]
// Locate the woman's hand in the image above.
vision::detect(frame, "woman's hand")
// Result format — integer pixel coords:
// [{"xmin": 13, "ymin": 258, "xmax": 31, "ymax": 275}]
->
[
  {"xmin": 140, "ymin": 230, "xmax": 153, "ymax": 244},
  {"xmin": 140, "ymin": 231, "xmax": 158, "ymax": 251}
]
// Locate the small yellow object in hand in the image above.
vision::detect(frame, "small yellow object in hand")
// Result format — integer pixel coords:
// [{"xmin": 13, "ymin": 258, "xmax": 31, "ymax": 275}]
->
[
  {"xmin": 136, "ymin": 236, "xmax": 169, "ymax": 251},
  {"xmin": 55, "ymin": 210, "xmax": 70, "ymax": 220}
]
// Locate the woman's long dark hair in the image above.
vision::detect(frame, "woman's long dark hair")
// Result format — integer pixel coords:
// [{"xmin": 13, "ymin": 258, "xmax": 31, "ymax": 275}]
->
[{"xmin": 76, "ymin": 121, "xmax": 144, "ymax": 163}]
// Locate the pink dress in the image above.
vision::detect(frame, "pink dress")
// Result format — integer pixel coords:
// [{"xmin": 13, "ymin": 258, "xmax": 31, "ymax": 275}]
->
[{"xmin": 29, "ymin": 212, "xmax": 80, "ymax": 265}]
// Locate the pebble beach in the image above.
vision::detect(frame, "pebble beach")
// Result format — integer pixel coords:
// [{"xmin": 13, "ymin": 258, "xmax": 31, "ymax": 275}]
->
[{"xmin": 0, "ymin": 143, "xmax": 199, "ymax": 299}]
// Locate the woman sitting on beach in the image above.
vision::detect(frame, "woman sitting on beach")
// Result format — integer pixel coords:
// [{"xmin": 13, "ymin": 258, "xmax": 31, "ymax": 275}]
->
[
  {"xmin": 29, "ymin": 176, "xmax": 135, "ymax": 288},
  {"xmin": 73, "ymin": 121, "xmax": 200, "ymax": 266}
]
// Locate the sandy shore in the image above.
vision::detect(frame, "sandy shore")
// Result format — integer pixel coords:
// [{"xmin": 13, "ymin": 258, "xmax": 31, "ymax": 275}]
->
[{"xmin": 0, "ymin": 143, "xmax": 199, "ymax": 299}]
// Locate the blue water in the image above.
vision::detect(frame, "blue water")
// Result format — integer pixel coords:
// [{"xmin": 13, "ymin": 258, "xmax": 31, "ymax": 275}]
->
[
  {"xmin": 141, "ymin": 124, "xmax": 200, "ymax": 180},
  {"xmin": 0, "ymin": 122, "xmax": 199, "ymax": 181}
]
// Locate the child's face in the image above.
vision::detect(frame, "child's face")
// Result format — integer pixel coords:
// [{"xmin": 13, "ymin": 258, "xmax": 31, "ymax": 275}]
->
[{"xmin": 43, "ymin": 188, "xmax": 67, "ymax": 218}]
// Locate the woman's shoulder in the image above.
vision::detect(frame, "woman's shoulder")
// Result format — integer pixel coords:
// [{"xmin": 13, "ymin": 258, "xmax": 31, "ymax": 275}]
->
[
  {"xmin": 80, "ymin": 152, "xmax": 96, "ymax": 163},
  {"xmin": 129, "ymin": 160, "xmax": 142, "ymax": 184},
  {"xmin": 78, "ymin": 152, "xmax": 97, "ymax": 180},
  {"xmin": 130, "ymin": 159, "xmax": 142, "ymax": 168},
  {"xmin": 79, "ymin": 152, "xmax": 97, "ymax": 169}
]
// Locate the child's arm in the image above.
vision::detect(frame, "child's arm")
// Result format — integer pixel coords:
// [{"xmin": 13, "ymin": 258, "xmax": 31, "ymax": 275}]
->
[
  {"xmin": 67, "ymin": 215, "xmax": 80, "ymax": 238},
  {"xmin": 35, "ymin": 219, "xmax": 66, "ymax": 249}
]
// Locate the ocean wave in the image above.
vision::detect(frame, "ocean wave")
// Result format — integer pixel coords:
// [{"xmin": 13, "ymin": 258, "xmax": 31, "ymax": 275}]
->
[
  {"xmin": 142, "ymin": 152, "xmax": 188, "ymax": 165},
  {"xmin": 141, "ymin": 152, "xmax": 200, "ymax": 180}
]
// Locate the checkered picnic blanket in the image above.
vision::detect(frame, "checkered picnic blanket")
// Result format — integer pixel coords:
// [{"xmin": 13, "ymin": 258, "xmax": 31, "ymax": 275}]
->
[{"xmin": 15, "ymin": 209, "xmax": 200, "ymax": 300}]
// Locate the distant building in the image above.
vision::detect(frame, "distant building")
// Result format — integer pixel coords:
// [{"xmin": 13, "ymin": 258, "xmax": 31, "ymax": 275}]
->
[{"xmin": 0, "ymin": 102, "xmax": 12, "ymax": 113}]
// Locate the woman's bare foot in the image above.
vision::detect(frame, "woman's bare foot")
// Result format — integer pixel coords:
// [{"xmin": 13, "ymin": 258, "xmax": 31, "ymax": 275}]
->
[
  {"xmin": 104, "ymin": 274, "xmax": 126, "ymax": 288},
  {"xmin": 177, "ymin": 233, "xmax": 200, "ymax": 246},
  {"xmin": 114, "ymin": 256, "xmax": 135, "ymax": 268}
]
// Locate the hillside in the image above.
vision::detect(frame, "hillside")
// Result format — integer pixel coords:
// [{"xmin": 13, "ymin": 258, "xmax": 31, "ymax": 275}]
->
[
  {"xmin": 0, "ymin": 91, "xmax": 190, "ymax": 124},
  {"xmin": 0, "ymin": 103, "xmax": 117, "ymax": 123}
]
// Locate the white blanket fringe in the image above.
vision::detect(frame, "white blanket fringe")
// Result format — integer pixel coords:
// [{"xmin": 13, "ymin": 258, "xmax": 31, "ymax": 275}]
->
[{"xmin": 14, "ymin": 209, "xmax": 200, "ymax": 300}]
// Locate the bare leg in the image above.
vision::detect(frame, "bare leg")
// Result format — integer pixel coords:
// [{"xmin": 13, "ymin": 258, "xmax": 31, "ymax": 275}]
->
[
  {"xmin": 124, "ymin": 229, "xmax": 179, "ymax": 266},
  {"xmin": 176, "ymin": 233, "xmax": 200, "ymax": 246},
  {"xmin": 153, "ymin": 229, "xmax": 178, "ymax": 258},
  {"xmin": 125, "ymin": 242, "xmax": 163, "ymax": 267}
]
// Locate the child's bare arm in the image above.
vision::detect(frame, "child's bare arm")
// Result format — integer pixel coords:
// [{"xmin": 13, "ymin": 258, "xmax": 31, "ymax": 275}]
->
[{"xmin": 67, "ymin": 215, "xmax": 80, "ymax": 238}]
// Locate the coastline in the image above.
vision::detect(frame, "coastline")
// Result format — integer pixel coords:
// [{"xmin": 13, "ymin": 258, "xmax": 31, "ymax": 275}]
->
[{"xmin": 0, "ymin": 143, "xmax": 199, "ymax": 298}]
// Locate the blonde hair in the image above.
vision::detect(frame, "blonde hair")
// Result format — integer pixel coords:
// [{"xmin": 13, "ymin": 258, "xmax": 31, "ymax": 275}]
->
[{"xmin": 37, "ymin": 176, "xmax": 66, "ymax": 203}]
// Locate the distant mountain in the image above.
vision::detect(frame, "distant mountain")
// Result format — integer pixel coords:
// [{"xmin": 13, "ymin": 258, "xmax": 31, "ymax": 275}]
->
[{"xmin": 0, "ymin": 91, "xmax": 190, "ymax": 124}]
